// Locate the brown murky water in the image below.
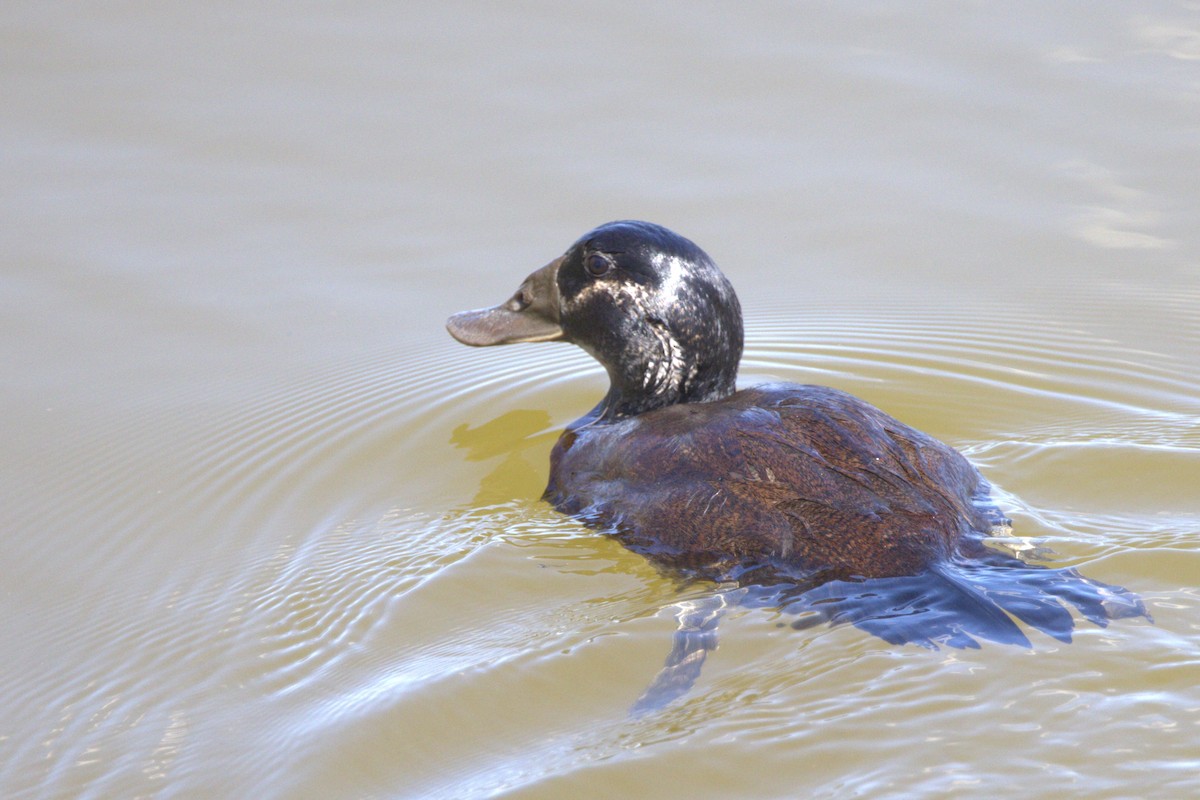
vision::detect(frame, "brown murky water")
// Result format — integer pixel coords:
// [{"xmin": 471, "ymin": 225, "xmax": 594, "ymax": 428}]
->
[{"xmin": 3, "ymin": 3, "xmax": 1198, "ymax": 798}]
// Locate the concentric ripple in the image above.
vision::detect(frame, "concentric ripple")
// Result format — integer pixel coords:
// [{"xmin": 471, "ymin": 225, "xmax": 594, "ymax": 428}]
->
[{"xmin": 9, "ymin": 301, "xmax": 1199, "ymax": 797}]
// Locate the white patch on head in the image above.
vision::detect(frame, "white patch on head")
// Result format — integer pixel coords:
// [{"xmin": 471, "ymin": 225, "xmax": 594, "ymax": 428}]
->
[
  {"xmin": 652, "ymin": 252, "xmax": 688, "ymax": 302},
  {"xmin": 564, "ymin": 277, "xmax": 618, "ymax": 312}
]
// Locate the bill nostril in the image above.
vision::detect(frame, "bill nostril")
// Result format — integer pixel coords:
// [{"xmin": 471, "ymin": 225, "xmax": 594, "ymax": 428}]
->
[{"xmin": 507, "ymin": 287, "xmax": 530, "ymax": 312}]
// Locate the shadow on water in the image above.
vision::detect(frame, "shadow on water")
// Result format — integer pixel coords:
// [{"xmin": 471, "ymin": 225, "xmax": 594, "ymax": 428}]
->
[
  {"xmin": 631, "ymin": 542, "xmax": 1150, "ymax": 715},
  {"xmin": 449, "ymin": 408, "xmax": 563, "ymax": 507}
]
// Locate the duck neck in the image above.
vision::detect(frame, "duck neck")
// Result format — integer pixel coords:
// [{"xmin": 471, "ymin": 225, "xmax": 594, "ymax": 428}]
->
[
  {"xmin": 576, "ymin": 299, "xmax": 744, "ymax": 423},
  {"xmin": 592, "ymin": 357, "xmax": 738, "ymax": 422}
]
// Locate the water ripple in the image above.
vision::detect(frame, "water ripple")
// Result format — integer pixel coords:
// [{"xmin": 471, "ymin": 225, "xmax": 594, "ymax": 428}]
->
[{"xmin": 13, "ymin": 300, "xmax": 1199, "ymax": 798}]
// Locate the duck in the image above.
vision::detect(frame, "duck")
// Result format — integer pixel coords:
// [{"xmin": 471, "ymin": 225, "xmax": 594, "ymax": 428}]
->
[{"xmin": 447, "ymin": 220, "xmax": 1146, "ymax": 652}]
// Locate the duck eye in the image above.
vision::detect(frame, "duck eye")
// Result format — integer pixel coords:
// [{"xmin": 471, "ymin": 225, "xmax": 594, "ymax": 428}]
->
[{"xmin": 585, "ymin": 253, "xmax": 611, "ymax": 278}]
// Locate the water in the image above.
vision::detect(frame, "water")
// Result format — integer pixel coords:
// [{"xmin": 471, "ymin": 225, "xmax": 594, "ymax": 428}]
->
[{"xmin": 3, "ymin": 2, "xmax": 1199, "ymax": 798}]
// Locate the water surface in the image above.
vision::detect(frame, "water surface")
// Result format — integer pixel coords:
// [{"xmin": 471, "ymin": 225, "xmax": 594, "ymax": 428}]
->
[{"xmin": 3, "ymin": 2, "xmax": 1199, "ymax": 798}]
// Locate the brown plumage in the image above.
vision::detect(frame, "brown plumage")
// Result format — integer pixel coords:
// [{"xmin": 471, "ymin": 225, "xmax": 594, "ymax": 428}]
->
[{"xmin": 546, "ymin": 383, "xmax": 995, "ymax": 582}]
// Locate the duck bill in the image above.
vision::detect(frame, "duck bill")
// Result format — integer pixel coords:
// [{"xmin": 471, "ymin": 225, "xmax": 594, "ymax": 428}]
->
[{"xmin": 446, "ymin": 257, "xmax": 565, "ymax": 347}]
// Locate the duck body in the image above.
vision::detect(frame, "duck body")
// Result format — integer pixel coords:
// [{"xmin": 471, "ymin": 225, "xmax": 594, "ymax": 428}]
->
[
  {"xmin": 546, "ymin": 382, "xmax": 994, "ymax": 582},
  {"xmin": 447, "ymin": 220, "xmax": 1145, "ymax": 652}
]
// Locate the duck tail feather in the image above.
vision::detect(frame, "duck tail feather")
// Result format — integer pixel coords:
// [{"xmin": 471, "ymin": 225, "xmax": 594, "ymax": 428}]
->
[{"xmin": 782, "ymin": 569, "xmax": 1031, "ymax": 650}]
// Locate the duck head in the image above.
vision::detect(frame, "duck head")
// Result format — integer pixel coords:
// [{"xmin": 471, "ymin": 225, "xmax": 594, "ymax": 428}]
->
[{"xmin": 447, "ymin": 220, "xmax": 744, "ymax": 420}]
